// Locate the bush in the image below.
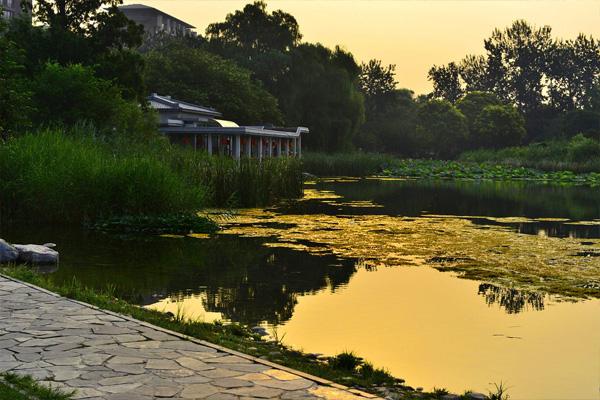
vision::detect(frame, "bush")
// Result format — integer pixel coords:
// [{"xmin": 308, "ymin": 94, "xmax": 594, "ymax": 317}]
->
[
  {"xmin": 563, "ymin": 110, "xmax": 600, "ymax": 140},
  {"xmin": 567, "ymin": 133, "xmax": 600, "ymax": 161},
  {"xmin": 302, "ymin": 152, "xmax": 395, "ymax": 176},
  {"xmin": 416, "ymin": 99, "xmax": 468, "ymax": 158},
  {"xmin": 473, "ymin": 104, "xmax": 526, "ymax": 149}
]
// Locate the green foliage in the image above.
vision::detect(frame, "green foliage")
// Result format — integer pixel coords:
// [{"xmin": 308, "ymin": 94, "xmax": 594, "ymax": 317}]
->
[
  {"xmin": 416, "ymin": 99, "xmax": 468, "ymax": 158},
  {"xmin": 473, "ymin": 104, "xmax": 526, "ymax": 149},
  {"xmin": 32, "ymin": 63, "xmax": 155, "ymax": 136},
  {"xmin": 456, "ymin": 91, "xmax": 502, "ymax": 144},
  {"xmin": 330, "ymin": 351, "xmax": 363, "ymax": 371},
  {"xmin": 89, "ymin": 213, "xmax": 218, "ymax": 235},
  {"xmin": 359, "ymin": 59, "xmax": 397, "ymax": 115},
  {"xmin": 563, "ymin": 109, "xmax": 600, "ymax": 139},
  {"xmin": 461, "ymin": 138, "xmax": 600, "ymax": 173},
  {"xmin": 0, "ymin": 20, "xmax": 33, "ymax": 139},
  {"xmin": 566, "ymin": 133, "xmax": 600, "ymax": 161},
  {"xmin": 428, "ymin": 61, "xmax": 463, "ymax": 103},
  {"xmin": 302, "ymin": 152, "xmax": 395, "ymax": 177},
  {"xmin": 0, "ymin": 128, "xmax": 303, "ymax": 224},
  {"xmin": 0, "ymin": 130, "xmax": 206, "ymax": 222},
  {"xmin": 144, "ymin": 43, "xmax": 283, "ymax": 125},
  {"xmin": 206, "ymin": 1, "xmax": 301, "ymax": 54},
  {"xmin": 279, "ymin": 44, "xmax": 365, "ymax": 152},
  {"xmin": 1, "ymin": 373, "xmax": 73, "ymax": 400}
]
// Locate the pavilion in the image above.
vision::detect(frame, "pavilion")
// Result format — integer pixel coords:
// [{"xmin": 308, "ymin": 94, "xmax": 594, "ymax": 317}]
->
[{"xmin": 149, "ymin": 93, "xmax": 307, "ymax": 159}]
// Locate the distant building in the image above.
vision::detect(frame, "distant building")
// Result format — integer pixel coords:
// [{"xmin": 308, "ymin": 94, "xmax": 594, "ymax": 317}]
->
[
  {"xmin": 119, "ymin": 4, "xmax": 195, "ymax": 37},
  {"xmin": 1, "ymin": 0, "xmax": 30, "ymax": 20},
  {"xmin": 149, "ymin": 93, "xmax": 308, "ymax": 159}
]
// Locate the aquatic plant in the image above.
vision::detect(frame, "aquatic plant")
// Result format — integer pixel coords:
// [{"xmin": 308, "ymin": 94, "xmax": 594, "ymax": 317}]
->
[{"xmin": 89, "ymin": 213, "xmax": 218, "ymax": 235}]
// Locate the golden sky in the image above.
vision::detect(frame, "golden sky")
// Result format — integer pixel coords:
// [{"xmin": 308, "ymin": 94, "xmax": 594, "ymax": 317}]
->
[{"xmin": 124, "ymin": 1, "xmax": 600, "ymax": 94}]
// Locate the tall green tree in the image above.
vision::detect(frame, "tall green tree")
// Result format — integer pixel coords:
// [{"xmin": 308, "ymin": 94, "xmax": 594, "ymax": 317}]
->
[
  {"xmin": 278, "ymin": 44, "xmax": 365, "ymax": 151},
  {"xmin": 428, "ymin": 62, "xmax": 463, "ymax": 103},
  {"xmin": 359, "ymin": 59, "xmax": 397, "ymax": 115},
  {"xmin": 416, "ymin": 99, "xmax": 468, "ymax": 158},
  {"xmin": 12, "ymin": 0, "xmax": 145, "ymax": 100},
  {"xmin": 144, "ymin": 43, "xmax": 283, "ymax": 125}
]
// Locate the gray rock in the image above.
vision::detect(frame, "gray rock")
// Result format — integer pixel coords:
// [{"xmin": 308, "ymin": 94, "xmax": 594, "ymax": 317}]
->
[
  {"xmin": 14, "ymin": 244, "xmax": 59, "ymax": 264},
  {"xmin": 0, "ymin": 239, "xmax": 18, "ymax": 263},
  {"xmin": 468, "ymin": 393, "xmax": 487, "ymax": 400}
]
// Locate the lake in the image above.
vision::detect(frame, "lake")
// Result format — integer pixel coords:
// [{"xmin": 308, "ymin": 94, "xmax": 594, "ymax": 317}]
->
[{"xmin": 2, "ymin": 178, "xmax": 599, "ymax": 399}]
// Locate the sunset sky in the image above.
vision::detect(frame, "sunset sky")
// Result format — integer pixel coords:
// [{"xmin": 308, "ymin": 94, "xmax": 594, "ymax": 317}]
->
[{"xmin": 124, "ymin": 1, "xmax": 600, "ymax": 94}]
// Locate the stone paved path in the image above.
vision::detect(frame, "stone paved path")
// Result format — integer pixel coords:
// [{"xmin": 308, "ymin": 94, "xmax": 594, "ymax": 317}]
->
[{"xmin": 0, "ymin": 275, "xmax": 379, "ymax": 400}]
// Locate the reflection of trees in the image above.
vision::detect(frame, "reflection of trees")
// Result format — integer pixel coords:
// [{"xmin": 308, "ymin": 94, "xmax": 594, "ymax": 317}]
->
[
  {"xmin": 307, "ymin": 179, "xmax": 600, "ymax": 221},
  {"xmin": 478, "ymin": 283, "xmax": 545, "ymax": 313},
  {"xmin": 1, "ymin": 225, "xmax": 357, "ymax": 326}
]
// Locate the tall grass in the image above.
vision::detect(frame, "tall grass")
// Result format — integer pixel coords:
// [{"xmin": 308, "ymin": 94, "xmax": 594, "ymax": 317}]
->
[
  {"xmin": 0, "ymin": 129, "xmax": 303, "ymax": 223},
  {"xmin": 460, "ymin": 136, "xmax": 600, "ymax": 173},
  {"xmin": 302, "ymin": 152, "xmax": 395, "ymax": 177}
]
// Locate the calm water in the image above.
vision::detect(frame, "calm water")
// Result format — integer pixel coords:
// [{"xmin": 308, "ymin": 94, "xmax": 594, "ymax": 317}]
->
[{"xmin": 2, "ymin": 179, "xmax": 599, "ymax": 399}]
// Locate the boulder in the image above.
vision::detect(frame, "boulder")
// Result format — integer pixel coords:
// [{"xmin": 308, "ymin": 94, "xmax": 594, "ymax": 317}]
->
[
  {"xmin": 0, "ymin": 239, "xmax": 19, "ymax": 263},
  {"xmin": 14, "ymin": 244, "xmax": 59, "ymax": 264}
]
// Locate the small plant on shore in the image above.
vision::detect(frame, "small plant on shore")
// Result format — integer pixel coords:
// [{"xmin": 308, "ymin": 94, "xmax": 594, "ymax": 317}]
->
[{"xmin": 330, "ymin": 351, "xmax": 363, "ymax": 371}]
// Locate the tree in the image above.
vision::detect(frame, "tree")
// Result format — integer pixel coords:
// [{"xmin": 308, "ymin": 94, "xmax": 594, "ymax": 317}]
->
[
  {"xmin": 13, "ymin": 0, "xmax": 145, "ymax": 100},
  {"xmin": 456, "ymin": 91, "xmax": 503, "ymax": 146},
  {"xmin": 416, "ymin": 99, "xmax": 468, "ymax": 158},
  {"xmin": 359, "ymin": 59, "xmax": 397, "ymax": 116},
  {"xmin": 472, "ymin": 105, "xmax": 526, "ymax": 148},
  {"xmin": 0, "ymin": 20, "xmax": 33, "ymax": 139},
  {"xmin": 206, "ymin": 1, "xmax": 301, "ymax": 54},
  {"xmin": 278, "ymin": 44, "xmax": 365, "ymax": 152},
  {"xmin": 483, "ymin": 20, "xmax": 554, "ymax": 113},
  {"xmin": 32, "ymin": 63, "xmax": 154, "ymax": 137},
  {"xmin": 144, "ymin": 44, "xmax": 283, "ymax": 125},
  {"xmin": 356, "ymin": 89, "xmax": 418, "ymax": 155},
  {"xmin": 428, "ymin": 62, "xmax": 463, "ymax": 103}
]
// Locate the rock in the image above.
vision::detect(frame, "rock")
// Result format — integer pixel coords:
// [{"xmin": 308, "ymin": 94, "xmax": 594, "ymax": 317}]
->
[
  {"xmin": 251, "ymin": 326, "xmax": 268, "ymax": 336},
  {"xmin": 0, "ymin": 239, "xmax": 18, "ymax": 264},
  {"xmin": 14, "ymin": 244, "xmax": 59, "ymax": 264},
  {"xmin": 42, "ymin": 243, "xmax": 57, "ymax": 249}
]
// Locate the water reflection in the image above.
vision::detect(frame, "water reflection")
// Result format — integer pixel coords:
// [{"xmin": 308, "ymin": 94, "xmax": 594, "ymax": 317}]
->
[{"xmin": 477, "ymin": 283, "xmax": 545, "ymax": 314}]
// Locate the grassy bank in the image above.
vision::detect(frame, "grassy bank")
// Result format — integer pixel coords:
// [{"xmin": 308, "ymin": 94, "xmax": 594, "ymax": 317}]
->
[
  {"xmin": 0, "ymin": 130, "xmax": 302, "ymax": 224},
  {"xmin": 0, "ymin": 266, "xmax": 489, "ymax": 400},
  {"xmin": 459, "ymin": 136, "xmax": 600, "ymax": 173},
  {"xmin": 0, "ymin": 373, "xmax": 72, "ymax": 400},
  {"xmin": 303, "ymin": 152, "xmax": 600, "ymax": 186}
]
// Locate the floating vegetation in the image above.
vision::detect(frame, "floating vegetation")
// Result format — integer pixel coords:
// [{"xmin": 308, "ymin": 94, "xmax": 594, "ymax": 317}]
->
[
  {"xmin": 217, "ymin": 188, "xmax": 600, "ymax": 299},
  {"xmin": 89, "ymin": 213, "xmax": 218, "ymax": 235}
]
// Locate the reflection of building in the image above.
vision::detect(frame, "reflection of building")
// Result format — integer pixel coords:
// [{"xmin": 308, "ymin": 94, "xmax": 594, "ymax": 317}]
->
[
  {"xmin": 149, "ymin": 93, "xmax": 308, "ymax": 158},
  {"xmin": 1, "ymin": 0, "xmax": 29, "ymax": 19},
  {"xmin": 119, "ymin": 4, "xmax": 195, "ymax": 37}
]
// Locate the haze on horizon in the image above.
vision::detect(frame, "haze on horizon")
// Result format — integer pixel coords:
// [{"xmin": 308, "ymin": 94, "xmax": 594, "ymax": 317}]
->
[{"xmin": 124, "ymin": 0, "xmax": 600, "ymax": 94}]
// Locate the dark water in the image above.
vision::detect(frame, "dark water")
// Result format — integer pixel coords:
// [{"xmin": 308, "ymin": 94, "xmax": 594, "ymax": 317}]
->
[{"xmin": 2, "ymin": 179, "xmax": 599, "ymax": 323}]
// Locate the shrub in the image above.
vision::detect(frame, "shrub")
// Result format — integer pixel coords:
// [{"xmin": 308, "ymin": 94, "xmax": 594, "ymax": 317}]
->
[
  {"xmin": 567, "ymin": 133, "xmax": 600, "ymax": 162},
  {"xmin": 416, "ymin": 99, "xmax": 468, "ymax": 158},
  {"xmin": 473, "ymin": 104, "xmax": 526, "ymax": 149}
]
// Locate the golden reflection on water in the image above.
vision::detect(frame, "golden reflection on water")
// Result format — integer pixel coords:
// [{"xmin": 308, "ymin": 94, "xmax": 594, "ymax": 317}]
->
[
  {"xmin": 149, "ymin": 183, "xmax": 600, "ymax": 398},
  {"xmin": 218, "ymin": 191, "xmax": 600, "ymax": 298}
]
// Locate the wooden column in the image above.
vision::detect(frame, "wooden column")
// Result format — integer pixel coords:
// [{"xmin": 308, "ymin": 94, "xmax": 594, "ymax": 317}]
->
[
  {"xmin": 298, "ymin": 135, "xmax": 302, "ymax": 158},
  {"xmin": 268, "ymin": 137, "xmax": 273, "ymax": 157},
  {"xmin": 193, "ymin": 134, "xmax": 197, "ymax": 151},
  {"xmin": 277, "ymin": 138, "xmax": 282, "ymax": 157},
  {"xmin": 207, "ymin": 134, "xmax": 212, "ymax": 155},
  {"xmin": 258, "ymin": 136, "xmax": 263, "ymax": 161}
]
